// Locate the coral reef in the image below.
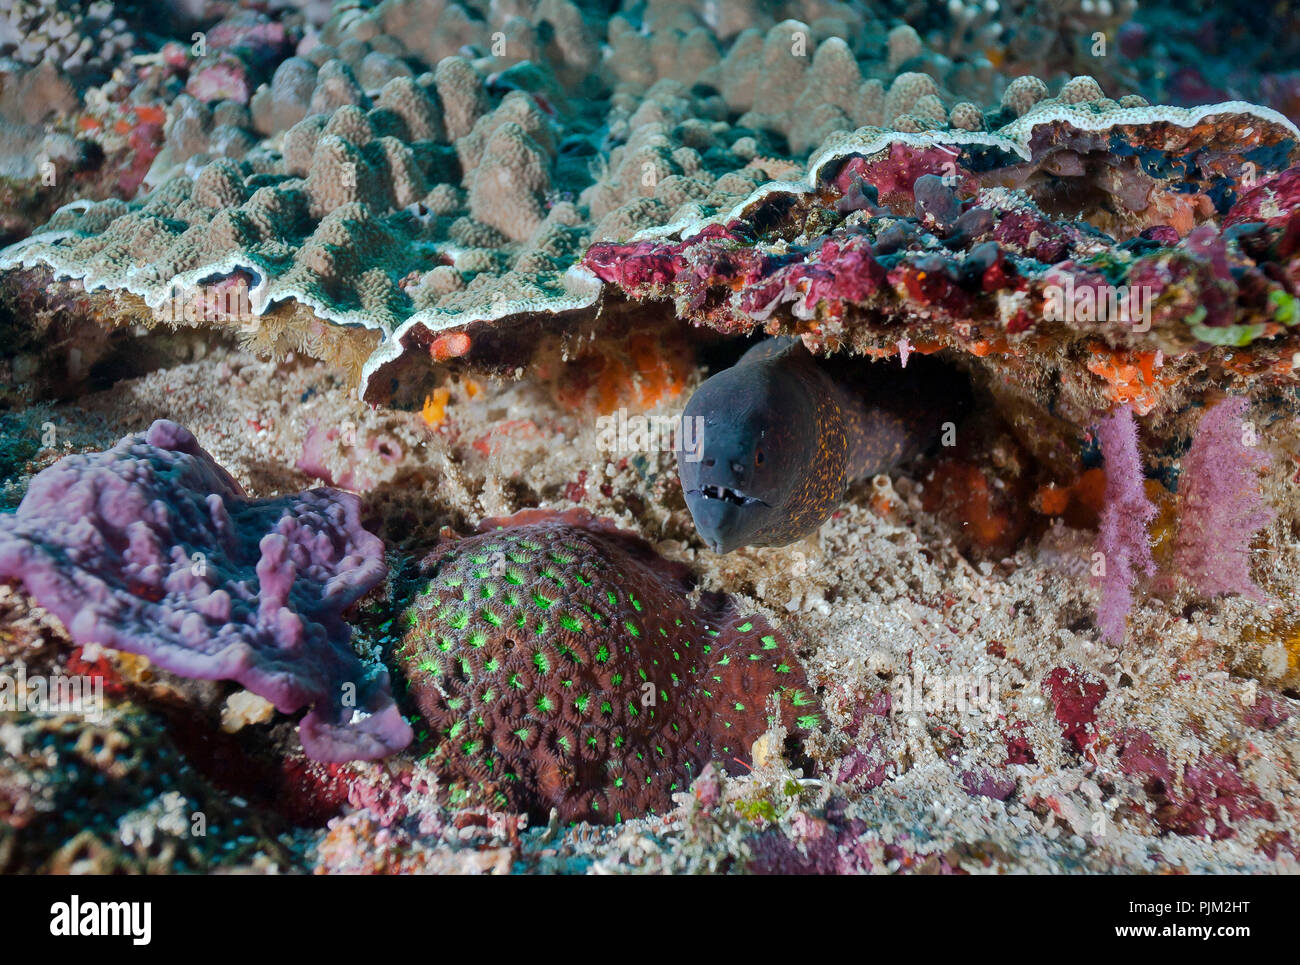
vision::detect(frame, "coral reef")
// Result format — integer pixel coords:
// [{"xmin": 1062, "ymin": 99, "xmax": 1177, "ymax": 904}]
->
[
  {"xmin": 585, "ymin": 98, "xmax": 1300, "ymax": 473},
  {"xmin": 0, "ymin": 707, "xmax": 294, "ymax": 873},
  {"xmin": 0, "ymin": 0, "xmax": 140, "ymax": 82},
  {"xmin": 396, "ymin": 507, "xmax": 815, "ymax": 822},
  {"xmin": 12, "ymin": 0, "xmax": 1294, "ymax": 426},
  {"xmin": 0, "ymin": 0, "xmax": 1297, "ymax": 879}
]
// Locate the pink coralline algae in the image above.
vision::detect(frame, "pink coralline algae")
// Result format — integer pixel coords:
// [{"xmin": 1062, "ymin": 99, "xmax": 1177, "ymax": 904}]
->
[
  {"xmin": 829, "ymin": 684, "xmax": 893, "ymax": 792},
  {"xmin": 183, "ymin": 12, "xmax": 294, "ymax": 105},
  {"xmin": 185, "ymin": 56, "xmax": 254, "ymax": 105},
  {"xmin": 1118, "ymin": 732, "xmax": 1276, "ymax": 842},
  {"xmin": 586, "ymin": 111, "xmax": 1300, "ymax": 356},
  {"xmin": 745, "ymin": 800, "xmax": 967, "ymax": 875},
  {"xmin": 1043, "ymin": 666, "xmax": 1108, "ymax": 753},
  {"xmin": 0, "ymin": 420, "xmax": 412, "ymax": 763},
  {"xmin": 747, "ymin": 806, "xmax": 877, "ymax": 875},
  {"xmin": 297, "ymin": 421, "xmax": 405, "ymax": 492},
  {"xmin": 959, "ymin": 770, "xmax": 1017, "ymax": 801}
]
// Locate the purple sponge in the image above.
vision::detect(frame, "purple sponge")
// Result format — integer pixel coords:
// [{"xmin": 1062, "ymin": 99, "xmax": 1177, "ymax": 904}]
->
[{"xmin": 0, "ymin": 420, "xmax": 412, "ymax": 762}]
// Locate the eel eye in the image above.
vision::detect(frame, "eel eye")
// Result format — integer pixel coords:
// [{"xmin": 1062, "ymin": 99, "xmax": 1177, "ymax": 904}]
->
[{"xmin": 755, "ymin": 449, "xmax": 765, "ymax": 466}]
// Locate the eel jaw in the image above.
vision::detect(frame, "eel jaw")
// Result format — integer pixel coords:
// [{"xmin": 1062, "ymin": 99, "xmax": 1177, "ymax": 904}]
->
[
  {"xmin": 690, "ymin": 485, "xmax": 768, "ymax": 508},
  {"xmin": 682, "ymin": 484, "xmax": 772, "ymax": 554}
]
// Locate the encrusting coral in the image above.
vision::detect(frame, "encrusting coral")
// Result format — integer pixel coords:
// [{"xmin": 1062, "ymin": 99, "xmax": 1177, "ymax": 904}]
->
[{"xmin": 396, "ymin": 508, "xmax": 817, "ymax": 823}]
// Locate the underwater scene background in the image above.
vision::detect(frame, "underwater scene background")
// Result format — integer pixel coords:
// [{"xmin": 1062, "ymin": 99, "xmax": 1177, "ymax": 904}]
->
[{"xmin": 1, "ymin": 0, "xmax": 1299, "ymax": 875}]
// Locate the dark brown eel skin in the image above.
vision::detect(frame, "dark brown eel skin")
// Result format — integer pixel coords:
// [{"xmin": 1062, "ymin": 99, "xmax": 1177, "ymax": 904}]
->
[{"xmin": 677, "ymin": 337, "xmax": 962, "ymax": 553}]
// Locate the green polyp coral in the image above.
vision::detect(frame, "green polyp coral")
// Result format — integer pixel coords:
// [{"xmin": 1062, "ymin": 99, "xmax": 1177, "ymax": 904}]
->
[{"xmin": 395, "ymin": 508, "xmax": 818, "ymax": 824}]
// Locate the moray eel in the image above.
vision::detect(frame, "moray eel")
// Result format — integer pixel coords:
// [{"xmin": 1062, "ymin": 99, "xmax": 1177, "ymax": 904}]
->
[{"xmin": 677, "ymin": 337, "xmax": 960, "ymax": 553}]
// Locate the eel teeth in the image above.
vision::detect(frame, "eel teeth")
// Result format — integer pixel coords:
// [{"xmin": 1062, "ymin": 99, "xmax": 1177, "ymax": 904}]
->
[{"xmin": 698, "ymin": 484, "xmax": 762, "ymax": 507}]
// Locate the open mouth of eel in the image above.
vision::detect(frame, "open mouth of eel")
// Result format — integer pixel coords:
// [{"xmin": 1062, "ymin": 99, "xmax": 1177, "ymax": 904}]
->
[{"xmin": 690, "ymin": 484, "xmax": 768, "ymax": 507}]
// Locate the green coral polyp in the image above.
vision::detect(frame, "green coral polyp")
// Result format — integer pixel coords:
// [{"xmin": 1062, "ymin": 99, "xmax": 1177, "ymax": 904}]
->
[{"xmin": 398, "ymin": 510, "xmax": 817, "ymax": 824}]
